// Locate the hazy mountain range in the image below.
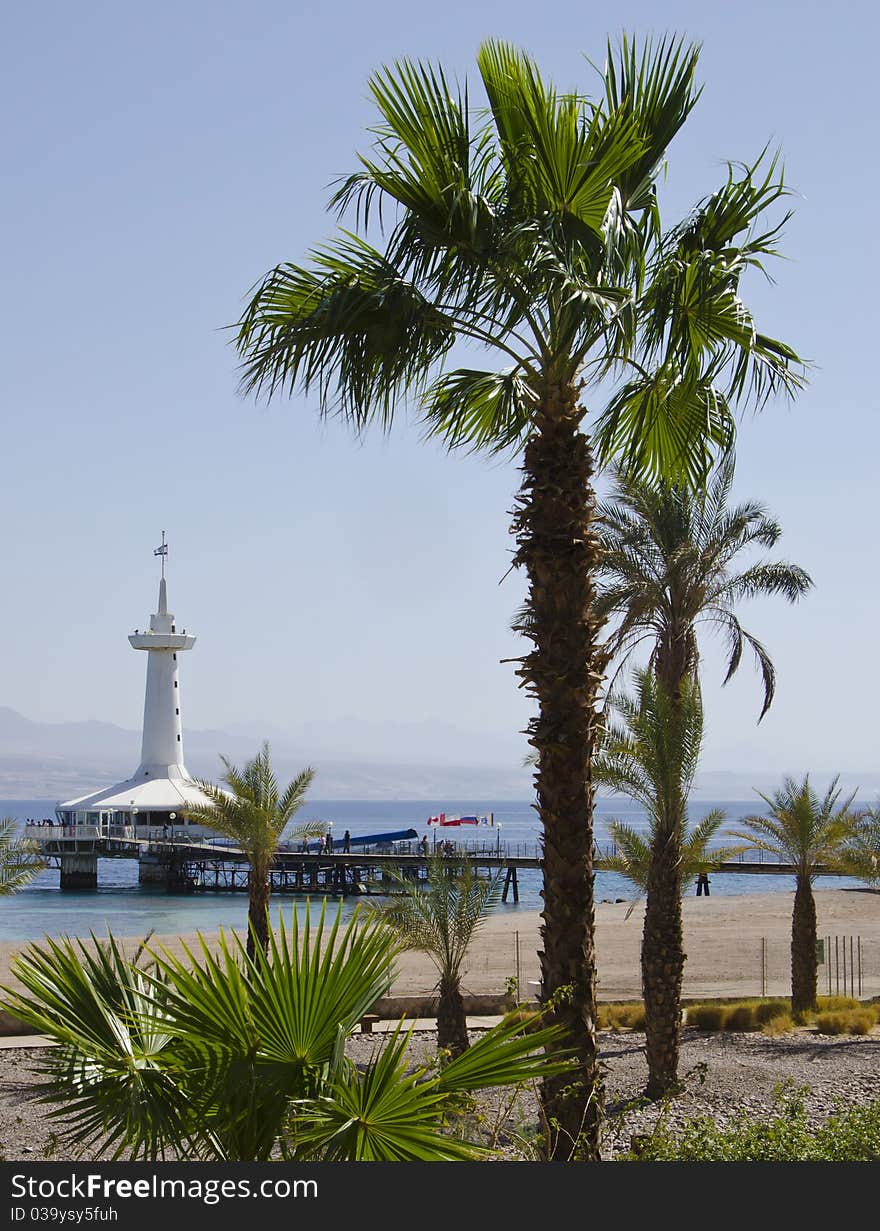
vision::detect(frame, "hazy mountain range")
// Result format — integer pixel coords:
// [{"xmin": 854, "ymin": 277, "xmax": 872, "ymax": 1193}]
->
[{"xmin": 1, "ymin": 706, "xmax": 878, "ymax": 803}]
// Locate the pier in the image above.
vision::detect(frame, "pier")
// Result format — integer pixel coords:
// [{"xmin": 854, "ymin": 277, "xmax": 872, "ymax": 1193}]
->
[
  {"xmin": 29, "ymin": 824, "xmax": 537, "ymax": 901},
  {"xmin": 27, "ymin": 821, "xmax": 849, "ymax": 899}
]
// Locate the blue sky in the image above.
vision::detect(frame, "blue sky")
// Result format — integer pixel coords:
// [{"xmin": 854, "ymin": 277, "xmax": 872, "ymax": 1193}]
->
[{"xmin": 2, "ymin": 0, "xmax": 878, "ymax": 778}]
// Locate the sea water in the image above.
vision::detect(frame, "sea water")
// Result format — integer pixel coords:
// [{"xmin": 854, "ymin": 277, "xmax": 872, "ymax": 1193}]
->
[{"xmin": 0, "ymin": 797, "xmax": 864, "ymax": 941}]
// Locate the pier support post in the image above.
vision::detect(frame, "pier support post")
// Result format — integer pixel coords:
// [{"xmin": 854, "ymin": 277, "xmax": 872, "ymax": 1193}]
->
[
  {"xmin": 138, "ymin": 854, "xmax": 171, "ymax": 886},
  {"xmin": 60, "ymin": 853, "xmax": 98, "ymax": 890}
]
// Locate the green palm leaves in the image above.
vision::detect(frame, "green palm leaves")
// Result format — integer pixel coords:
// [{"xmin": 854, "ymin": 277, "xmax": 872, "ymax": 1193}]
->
[
  {"xmin": 731, "ymin": 776, "xmax": 858, "ymax": 878},
  {"xmin": 597, "ymin": 459, "xmax": 812, "ymax": 717},
  {"xmin": 3, "ymin": 903, "xmax": 568, "ymax": 1161},
  {"xmin": 0, "ymin": 817, "xmax": 46, "ymax": 895},
  {"xmin": 600, "ymin": 810, "xmax": 733, "ymax": 907},
  {"xmin": 594, "ymin": 669, "xmax": 727, "ymax": 1096},
  {"xmin": 185, "ymin": 742, "xmax": 317, "ymax": 957},
  {"xmin": 187, "ymin": 742, "xmax": 316, "ymax": 861},
  {"xmin": 595, "ymin": 667, "xmax": 705, "ymax": 823},
  {"xmin": 373, "ymin": 855, "xmax": 502, "ymax": 983},
  {"xmin": 233, "ymin": 32, "xmax": 804, "ymax": 1153},
  {"xmin": 838, "ymin": 805, "xmax": 880, "ymax": 889},
  {"xmin": 368, "ymin": 856, "xmax": 503, "ymax": 1055},
  {"xmin": 236, "ymin": 36, "xmax": 803, "ymax": 482},
  {"xmin": 731, "ymin": 777, "xmax": 859, "ymax": 1012}
]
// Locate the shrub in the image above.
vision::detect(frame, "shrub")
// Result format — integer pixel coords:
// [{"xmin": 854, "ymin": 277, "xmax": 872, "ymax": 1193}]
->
[
  {"xmin": 752, "ymin": 999, "xmax": 791, "ymax": 1025},
  {"xmin": 817, "ymin": 995, "xmax": 860, "ymax": 1012},
  {"xmin": 686, "ymin": 1004, "xmax": 725, "ymax": 1031},
  {"xmin": 723, "ymin": 1004, "xmax": 757, "ymax": 1031},
  {"xmin": 761, "ymin": 1013, "xmax": 794, "ymax": 1036},
  {"xmin": 814, "ymin": 1009, "xmax": 875, "ymax": 1036},
  {"xmin": 618, "ymin": 1088, "xmax": 880, "ymax": 1161},
  {"xmin": 599, "ymin": 1002, "xmax": 647, "ymax": 1031}
]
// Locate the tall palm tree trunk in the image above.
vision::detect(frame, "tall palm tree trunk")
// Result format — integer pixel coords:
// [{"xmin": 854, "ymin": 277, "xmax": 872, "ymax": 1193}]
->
[
  {"xmin": 436, "ymin": 972, "xmax": 469, "ymax": 1058},
  {"xmin": 642, "ymin": 828, "xmax": 685, "ymax": 1098},
  {"xmin": 641, "ymin": 643, "xmax": 690, "ymax": 1098},
  {"xmin": 247, "ymin": 859, "xmax": 271, "ymax": 959},
  {"xmin": 513, "ymin": 400, "xmax": 604, "ymax": 1161},
  {"xmin": 791, "ymin": 873, "xmax": 818, "ymax": 1014}
]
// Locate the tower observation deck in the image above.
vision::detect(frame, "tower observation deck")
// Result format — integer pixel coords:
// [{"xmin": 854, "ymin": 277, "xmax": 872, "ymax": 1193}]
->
[
  {"xmin": 43, "ymin": 537, "xmax": 217, "ymax": 887},
  {"xmin": 128, "ymin": 575, "xmax": 196, "ymax": 781}
]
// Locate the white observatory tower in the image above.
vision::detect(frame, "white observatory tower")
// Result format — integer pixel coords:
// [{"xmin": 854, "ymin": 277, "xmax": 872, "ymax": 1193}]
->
[
  {"xmin": 128, "ymin": 531, "xmax": 196, "ymax": 782},
  {"xmin": 54, "ymin": 534, "xmax": 215, "ymax": 885}
]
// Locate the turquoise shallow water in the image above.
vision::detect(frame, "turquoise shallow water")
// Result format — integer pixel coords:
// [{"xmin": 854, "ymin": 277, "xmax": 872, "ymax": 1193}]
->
[{"xmin": 0, "ymin": 797, "xmax": 863, "ymax": 940}]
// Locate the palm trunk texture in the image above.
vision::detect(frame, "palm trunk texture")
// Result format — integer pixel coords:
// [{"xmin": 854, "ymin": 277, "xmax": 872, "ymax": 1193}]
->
[
  {"xmin": 642, "ymin": 829, "xmax": 685, "ymax": 1098},
  {"xmin": 513, "ymin": 401, "xmax": 604, "ymax": 1161},
  {"xmin": 642, "ymin": 643, "xmax": 691, "ymax": 1098},
  {"xmin": 791, "ymin": 874, "xmax": 818, "ymax": 1014},
  {"xmin": 437, "ymin": 973, "xmax": 469, "ymax": 1058},
  {"xmin": 247, "ymin": 861, "xmax": 271, "ymax": 960}
]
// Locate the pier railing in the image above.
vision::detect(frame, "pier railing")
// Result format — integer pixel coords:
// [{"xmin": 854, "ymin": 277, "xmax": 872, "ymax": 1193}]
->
[{"xmin": 25, "ymin": 822, "xmax": 844, "ymax": 875}]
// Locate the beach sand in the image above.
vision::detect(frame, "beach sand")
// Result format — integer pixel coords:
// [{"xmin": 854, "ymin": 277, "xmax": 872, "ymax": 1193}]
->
[{"xmin": 1, "ymin": 887, "xmax": 878, "ymax": 1016}]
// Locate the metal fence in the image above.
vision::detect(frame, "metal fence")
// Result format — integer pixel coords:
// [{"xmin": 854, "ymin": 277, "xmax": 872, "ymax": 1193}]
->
[{"xmin": 399, "ymin": 930, "xmax": 880, "ymax": 1004}]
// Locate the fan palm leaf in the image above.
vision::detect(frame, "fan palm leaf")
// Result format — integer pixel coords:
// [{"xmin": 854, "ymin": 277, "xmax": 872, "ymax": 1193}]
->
[{"xmin": 1, "ymin": 905, "xmax": 571, "ymax": 1162}]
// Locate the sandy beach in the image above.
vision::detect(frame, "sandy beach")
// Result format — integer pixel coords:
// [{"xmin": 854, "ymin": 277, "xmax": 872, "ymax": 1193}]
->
[
  {"xmin": 1, "ymin": 887, "xmax": 879, "ymax": 1162},
  {"xmin": 1, "ymin": 887, "xmax": 878, "ymax": 1017}
]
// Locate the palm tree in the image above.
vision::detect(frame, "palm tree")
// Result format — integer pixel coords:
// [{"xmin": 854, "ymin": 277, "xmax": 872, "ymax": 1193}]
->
[
  {"xmin": 597, "ymin": 458, "xmax": 812, "ymax": 714},
  {"xmin": 594, "ymin": 668, "xmax": 714, "ymax": 1097},
  {"xmin": 599, "ymin": 808, "xmax": 738, "ymax": 913},
  {"xmin": 234, "ymin": 38, "xmax": 803, "ymax": 1156},
  {"xmin": 369, "ymin": 855, "xmax": 503, "ymax": 1057},
  {"xmin": 0, "ymin": 818, "xmax": 46, "ymax": 895},
  {"xmin": 838, "ymin": 804, "xmax": 880, "ymax": 890},
  {"xmin": 594, "ymin": 460, "xmax": 808, "ymax": 1091},
  {"xmin": 185, "ymin": 742, "xmax": 318, "ymax": 958},
  {"xmin": 731, "ymin": 777, "xmax": 859, "ymax": 1013},
  {"xmin": 3, "ymin": 904, "xmax": 570, "ymax": 1161}
]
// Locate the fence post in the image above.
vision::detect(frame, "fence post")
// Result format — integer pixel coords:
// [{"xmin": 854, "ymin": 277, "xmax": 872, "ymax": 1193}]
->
[
  {"xmin": 761, "ymin": 936, "xmax": 766, "ymax": 997},
  {"xmin": 857, "ymin": 936, "xmax": 862, "ymax": 998},
  {"xmin": 514, "ymin": 930, "xmax": 521, "ymax": 998}
]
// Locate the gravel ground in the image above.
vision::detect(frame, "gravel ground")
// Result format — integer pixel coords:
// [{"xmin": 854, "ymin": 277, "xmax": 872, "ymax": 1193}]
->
[{"xmin": 2, "ymin": 1027, "xmax": 878, "ymax": 1161}]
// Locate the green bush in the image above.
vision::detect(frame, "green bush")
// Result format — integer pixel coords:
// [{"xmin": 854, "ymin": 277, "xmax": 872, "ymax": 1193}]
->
[
  {"xmin": 752, "ymin": 999, "xmax": 791, "ymax": 1025},
  {"xmin": 814, "ymin": 1009, "xmax": 875, "ymax": 1036},
  {"xmin": 723, "ymin": 1004, "xmax": 757, "ymax": 1031},
  {"xmin": 761, "ymin": 1013, "xmax": 794, "ymax": 1036},
  {"xmin": 599, "ymin": 1002, "xmax": 647, "ymax": 1031},
  {"xmin": 685, "ymin": 1004, "xmax": 726, "ymax": 1031},
  {"xmin": 816, "ymin": 995, "xmax": 860, "ymax": 1012},
  {"xmin": 619, "ymin": 1088, "xmax": 880, "ymax": 1161}
]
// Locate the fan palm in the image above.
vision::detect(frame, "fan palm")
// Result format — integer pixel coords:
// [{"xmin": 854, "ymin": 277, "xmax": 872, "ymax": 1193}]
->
[
  {"xmin": 234, "ymin": 37, "xmax": 803, "ymax": 1155},
  {"xmin": 838, "ymin": 804, "xmax": 880, "ymax": 890},
  {"xmin": 0, "ymin": 818, "xmax": 46, "ymax": 895},
  {"xmin": 368, "ymin": 855, "xmax": 503, "ymax": 1057},
  {"xmin": 597, "ymin": 458, "xmax": 812, "ymax": 714},
  {"xmin": 730, "ymin": 777, "xmax": 859, "ymax": 1013},
  {"xmin": 594, "ymin": 667, "xmax": 714, "ymax": 1097},
  {"xmin": 2, "ymin": 904, "xmax": 569, "ymax": 1161},
  {"xmin": 185, "ymin": 742, "xmax": 318, "ymax": 958}
]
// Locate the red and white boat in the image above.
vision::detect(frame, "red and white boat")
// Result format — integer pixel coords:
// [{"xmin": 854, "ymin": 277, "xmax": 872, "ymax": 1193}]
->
[{"xmin": 426, "ymin": 812, "xmax": 495, "ymax": 827}]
